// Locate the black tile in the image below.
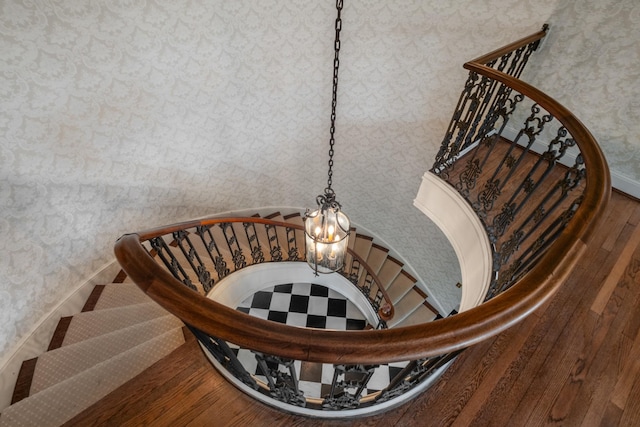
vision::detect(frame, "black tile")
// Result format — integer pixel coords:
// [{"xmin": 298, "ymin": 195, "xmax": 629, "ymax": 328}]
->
[
  {"xmin": 273, "ymin": 283, "xmax": 293, "ymax": 293},
  {"xmin": 250, "ymin": 291, "xmax": 272, "ymax": 309},
  {"xmin": 256, "ymin": 359, "xmax": 279, "ymax": 377},
  {"xmin": 267, "ymin": 311, "xmax": 288, "ymax": 324},
  {"xmin": 306, "ymin": 315, "xmax": 327, "ymax": 329},
  {"xmin": 299, "ymin": 361, "xmax": 323, "ymax": 383},
  {"xmin": 346, "ymin": 319, "xmax": 367, "ymax": 330},
  {"xmin": 327, "ymin": 298, "xmax": 347, "ymax": 317},
  {"xmin": 320, "ymin": 383, "xmax": 334, "ymax": 398},
  {"xmin": 289, "ymin": 294, "xmax": 309, "ymax": 313},
  {"xmin": 236, "ymin": 307, "xmax": 250, "ymax": 314},
  {"xmin": 310, "ymin": 284, "xmax": 329, "ymax": 297},
  {"xmin": 388, "ymin": 366, "xmax": 405, "ymax": 382}
]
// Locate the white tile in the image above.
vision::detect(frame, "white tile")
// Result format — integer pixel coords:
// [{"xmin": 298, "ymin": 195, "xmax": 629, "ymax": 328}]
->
[
  {"xmin": 307, "ymin": 296, "xmax": 328, "ymax": 315},
  {"xmin": 327, "ymin": 288, "xmax": 345, "ymax": 299},
  {"xmin": 346, "ymin": 302, "xmax": 366, "ymax": 319},
  {"xmin": 321, "ymin": 363, "xmax": 336, "ymax": 385},
  {"xmin": 246, "ymin": 308, "xmax": 270, "ymax": 320},
  {"xmin": 367, "ymin": 366, "xmax": 391, "ymax": 391},
  {"xmin": 291, "ymin": 282, "xmax": 311, "ymax": 295},
  {"xmin": 298, "ymin": 380, "xmax": 322, "ymax": 398},
  {"xmin": 268, "ymin": 292, "xmax": 291, "ymax": 312},
  {"xmin": 286, "ymin": 313, "xmax": 308, "ymax": 328},
  {"xmin": 325, "ymin": 317, "xmax": 346, "ymax": 330}
]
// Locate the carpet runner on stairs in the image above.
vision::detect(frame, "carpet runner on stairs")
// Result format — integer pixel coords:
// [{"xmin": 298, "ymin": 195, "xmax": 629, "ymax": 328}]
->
[
  {"xmin": 1, "ymin": 211, "xmax": 443, "ymax": 426},
  {"xmin": 0, "ymin": 282, "xmax": 185, "ymax": 427}
]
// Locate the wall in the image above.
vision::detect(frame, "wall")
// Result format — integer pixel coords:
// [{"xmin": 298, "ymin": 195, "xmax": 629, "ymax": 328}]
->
[
  {"xmin": 4, "ymin": 0, "xmax": 632, "ymax": 365},
  {"xmin": 524, "ymin": 0, "xmax": 640, "ymax": 192}
]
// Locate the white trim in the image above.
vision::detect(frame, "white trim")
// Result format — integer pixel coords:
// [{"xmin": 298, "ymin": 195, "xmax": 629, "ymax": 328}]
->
[
  {"xmin": 0, "ymin": 260, "xmax": 122, "ymax": 411},
  {"xmin": 413, "ymin": 172, "xmax": 493, "ymax": 312},
  {"xmin": 207, "ymin": 262, "xmax": 379, "ymax": 325},
  {"xmin": 611, "ymin": 171, "xmax": 640, "ymax": 200}
]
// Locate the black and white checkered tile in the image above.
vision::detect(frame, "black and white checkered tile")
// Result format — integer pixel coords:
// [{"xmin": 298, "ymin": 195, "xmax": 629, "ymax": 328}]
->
[{"xmin": 230, "ymin": 283, "xmax": 407, "ymax": 399}]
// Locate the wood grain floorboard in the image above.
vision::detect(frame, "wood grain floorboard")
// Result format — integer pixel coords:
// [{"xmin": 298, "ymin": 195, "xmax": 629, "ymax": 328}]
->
[{"xmin": 65, "ymin": 190, "xmax": 640, "ymax": 426}]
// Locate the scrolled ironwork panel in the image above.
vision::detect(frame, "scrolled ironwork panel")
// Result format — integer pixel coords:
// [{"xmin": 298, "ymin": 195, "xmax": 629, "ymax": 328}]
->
[
  {"xmin": 254, "ymin": 353, "xmax": 306, "ymax": 408},
  {"xmin": 243, "ymin": 222, "xmax": 264, "ymax": 264},
  {"xmin": 148, "ymin": 236, "xmax": 196, "ymax": 291}
]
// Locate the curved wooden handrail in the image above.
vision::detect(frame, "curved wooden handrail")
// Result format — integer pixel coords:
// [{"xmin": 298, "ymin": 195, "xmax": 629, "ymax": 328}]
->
[
  {"xmin": 129, "ymin": 216, "xmax": 394, "ymax": 321},
  {"xmin": 469, "ymin": 24, "xmax": 548, "ymax": 66},
  {"xmin": 115, "ymin": 29, "xmax": 610, "ymax": 365}
]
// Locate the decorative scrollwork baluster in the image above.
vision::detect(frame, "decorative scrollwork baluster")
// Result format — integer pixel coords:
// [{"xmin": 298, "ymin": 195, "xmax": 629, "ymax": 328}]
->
[
  {"xmin": 196, "ymin": 225, "xmax": 230, "ymax": 282},
  {"xmin": 322, "ymin": 364, "xmax": 377, "ymax": 410},
  {"xmin": 172, "ymin": 230, "xmax": 213, "ymax": 293},
  {"xmin": 376, "ymin": 352, "xmax": 460, "ymax": 404},
  {"xmin": 243, "ymin": 222, "xmax": 264, "ymax": 264},
  {"xmin": 221, "ymin": 223, "xmax": 246, "ymax": 270},
  {"xmin": 264, "ymin": 223, "xmax": 283, "ymax": 262},
  {"xmin": 186, "ymin": 325, "xmax": 257, "ymax": 390},
  {"xmin": 254, "ymin": 353, "xmax": 306, "ymax": 408},
  {"xmin": 285, "ymin": 226, "xmax": 299, "ymax": 261},
  {"xmin": 148, "ymin": 236, "xmax": 196, "ymax": 291}
]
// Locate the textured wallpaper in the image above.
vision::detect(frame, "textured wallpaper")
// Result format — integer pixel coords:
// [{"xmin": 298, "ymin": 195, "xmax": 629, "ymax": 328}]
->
[
  {"xmin": 524, "ymin": 0, "xmax": 640, "ymax": 182},
  {"xmin": 2, "ymin": 0, "xmax": 635, "ymax": 364}
]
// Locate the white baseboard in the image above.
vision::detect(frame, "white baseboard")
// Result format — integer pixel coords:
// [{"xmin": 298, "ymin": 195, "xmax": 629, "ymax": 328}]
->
[{"xmin": 0, "ymin": 260, "xmax": 121, "ymax": 411}]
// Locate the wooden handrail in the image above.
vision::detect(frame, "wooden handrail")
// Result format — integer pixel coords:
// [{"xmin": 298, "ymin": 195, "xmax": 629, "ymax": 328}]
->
[
  {"xmin": 115, "ymin": 28, "xmax": 610, "ymax": 365},
  {"xmin": 469, "ymin": 24, "xmax": 548, "ymax": 66},
  {"xmin": 118, "ymin": 216, "xmax": 395, "ymax": 319}
]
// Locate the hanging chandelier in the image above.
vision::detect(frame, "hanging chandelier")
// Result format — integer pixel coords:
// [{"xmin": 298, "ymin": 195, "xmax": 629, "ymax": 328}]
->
[{"xmin": 304, "ymin": 0, "xmax": 351, "ymax": 275}]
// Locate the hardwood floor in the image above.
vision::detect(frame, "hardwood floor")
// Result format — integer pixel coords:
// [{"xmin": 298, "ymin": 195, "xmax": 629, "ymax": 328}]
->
[{"xmin": 65, "ymin": 190, "xmax": 640, "ymax": 426}]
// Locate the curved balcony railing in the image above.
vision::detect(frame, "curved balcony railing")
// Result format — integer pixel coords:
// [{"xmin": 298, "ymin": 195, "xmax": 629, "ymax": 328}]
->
[{"xmin": 115, "ymin": 25, "xmax": 610, "ymax": 415}]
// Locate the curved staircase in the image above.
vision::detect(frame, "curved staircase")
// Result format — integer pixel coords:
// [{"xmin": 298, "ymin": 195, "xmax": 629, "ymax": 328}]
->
[
  {"xmin": 0, "ymin": 213, "xmax": 438, "ymax": 426},
  {"xmin": 0, "ymin": 26, "xmax": 612, "ymax": 424}
]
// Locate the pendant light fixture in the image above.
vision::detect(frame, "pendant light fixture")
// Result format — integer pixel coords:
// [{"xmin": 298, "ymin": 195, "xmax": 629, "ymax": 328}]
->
[{"xmin": 304, "ymin": 0, "xmax": 351, "ymax": 275}]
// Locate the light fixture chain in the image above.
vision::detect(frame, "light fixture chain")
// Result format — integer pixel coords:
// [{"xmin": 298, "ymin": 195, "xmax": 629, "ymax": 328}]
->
[{"xmin": 327, "ymin": 0, "xmax": 343, "ymax": 192}]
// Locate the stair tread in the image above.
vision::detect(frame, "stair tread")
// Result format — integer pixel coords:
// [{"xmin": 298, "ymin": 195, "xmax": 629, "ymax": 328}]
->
[
  {"xmin": 395, "ymin": 304, "xmax": 437, "ymax": 327},
  {"xmin": 352, "ymin": 234, "xmax": 373, "ymax": 261},
  {"xmin": 31, "ymin": 315, "xmax": 183, "ymax": 394},
  {"xmin": 376, "ymin": 257, "xmax": 403, "ymax": 289},
  {"xmin": 387, "ymin": 290, "xmax": 427, "ymax": 328},
  {"xmin": 92, "ymin": 283, "xmax": 150, "ymax": 310},
  {"xmin": 364, "ymin": 244, "xmax": 389, "ymax": 275},
  {"xmin": 0, "ymin": 328, "xmax": 185, "ymax": 427},
  {"xmin": 62, "ymin": 302, "xmax": 173, "ymax": 346},
  {"xmin": 386, "ymin": 272, "xmax": 418, "ymax": 304}
]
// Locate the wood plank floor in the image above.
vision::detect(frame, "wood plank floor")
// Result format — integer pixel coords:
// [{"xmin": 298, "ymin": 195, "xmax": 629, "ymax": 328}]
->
[{"xmin": 66, "ymin": 190, "xmax": 640, "ymax": 426}]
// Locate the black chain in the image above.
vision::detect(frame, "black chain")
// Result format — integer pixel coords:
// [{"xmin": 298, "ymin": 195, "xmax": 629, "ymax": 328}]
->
[{"xmin": 326, "ymin": 0, "xmax": 343, "ymax": 192}]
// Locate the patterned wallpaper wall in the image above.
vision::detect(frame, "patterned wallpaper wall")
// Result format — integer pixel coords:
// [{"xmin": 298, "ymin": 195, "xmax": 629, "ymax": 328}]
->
[
  {"xmin": 524, "ymin": 0, "xmax": 640, "ymax": 182},
  {"xmin": 1, "ymin": 0, "xmax": 637, "ymax": 364}
]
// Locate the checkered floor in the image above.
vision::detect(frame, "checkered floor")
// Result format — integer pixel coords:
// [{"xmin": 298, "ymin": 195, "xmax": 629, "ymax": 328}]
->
[{"xmin": 229, "ymin": 283, "xmax": 407, "ymax": 399}]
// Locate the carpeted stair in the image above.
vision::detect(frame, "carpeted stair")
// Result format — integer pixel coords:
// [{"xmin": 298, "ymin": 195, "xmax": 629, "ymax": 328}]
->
[{"xmin": 0, "ymin": 211, "xmax": 442, "ymax": 426}]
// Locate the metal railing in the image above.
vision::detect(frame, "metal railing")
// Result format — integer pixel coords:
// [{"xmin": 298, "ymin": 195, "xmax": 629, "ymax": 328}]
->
[{"xmin": 115, "ymin": 25, "xmax": 610, "ymax": 414}]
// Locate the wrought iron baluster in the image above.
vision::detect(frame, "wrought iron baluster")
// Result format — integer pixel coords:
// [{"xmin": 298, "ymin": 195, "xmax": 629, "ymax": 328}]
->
[
  {"xmin": 172, "ymin": 230, "xmax": 213, "ymax": 293},
  {"xmin": 376, "ymin": 351, "xmax": 460, "ymax": 404},
  {"xmin": 148, "ymin": 236, "xmax": 196, "ymax": 291},
  {"xmin": 243, "ymin": 221, "xmax": 264, "ymax": 264},
  {"xmin": 254, "ymin": 353, "xmax": 306, "ymax": 407},
  {"xmin": 186, "ymin": 325, "xmax": 258, "ymax": 390},
  {"xmin": 285, "ymin": 226, "xmax": 300, "ymax": 261},
  {"xmin": 195, "ymin": 225, "xmax": 230, "ymax": 282},
  {"xmin": 264, "ymin": 223, "xmax": 283, "ymax": 262},
  {"xmin": 323, "ymin": 364, "xmax": 377, "ymax": 410},
  {"xmin": 221, "ymin": 222, "xmax": 246, "ymax": 270}
]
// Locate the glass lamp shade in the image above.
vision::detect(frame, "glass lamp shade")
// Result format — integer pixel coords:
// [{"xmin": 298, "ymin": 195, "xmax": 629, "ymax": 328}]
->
[{"xmin": 304, "ymin": 204, "xmax": 350, "ymax": 274}]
